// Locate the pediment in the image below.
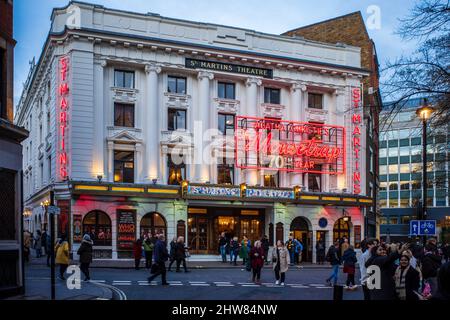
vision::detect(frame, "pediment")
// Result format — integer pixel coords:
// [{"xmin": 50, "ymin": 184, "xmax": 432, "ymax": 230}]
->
[{"xmin": 108, "ymin": 130, "xmax": 140, "ymax": 143}]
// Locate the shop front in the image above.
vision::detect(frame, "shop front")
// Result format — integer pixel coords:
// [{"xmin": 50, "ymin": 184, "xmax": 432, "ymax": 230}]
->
[{"xmin": 187, "ymin": 207, "xmax": 265, "ymax": 254}]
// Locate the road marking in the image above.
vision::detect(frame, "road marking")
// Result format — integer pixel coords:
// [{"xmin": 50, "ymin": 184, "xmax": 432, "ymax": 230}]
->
[
  {"xmin": 190, "ymin": 283, "xmax": 210, "ymax": 286},
  {"xmin": 215, "ymin": 284, "xmax": 235, "ymax": 287},
  {"xmin": 309, "ymin": 284, "xmax": 326, "ymax": 286},
  {"xmin": 113, "ymin": 283, "xmax": 132, "ymax": 286},
  {"xmin": 290, "ymin": 285, "xmax": 309, "ymax": 288},
  {"xmin": 169, "ymin": 283, "xmax": 184, "ymax": 286},
  {"xmin": 168, "ymin": 281, "xmax": 182, "ymax": 283},
  {"xmin": 189, "ymin": 281, "xmax": 206, "ymax": 284},
  {"xmin": 113, "ymin": 281, "xmax": 131, "ymax": 283},
  {"xmin": 90, "ymin": 280, "xmax": 106, "ymax": 283},
  {"xmin": 316, "ymin": 286, "xmax": 332, "ymax": 289},
  {"xmin": 242, "ymin": 284, "xmax": 260, "ymax": 287},
  {"xmin": 213, "ymin": 282, "xmax": 231, "ymax": 284}
]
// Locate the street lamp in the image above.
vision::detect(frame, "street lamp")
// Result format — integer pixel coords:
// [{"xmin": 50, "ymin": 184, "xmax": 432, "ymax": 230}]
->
[{"xmin": 416, "ymin": 98, "xmax": 435, "ymax": 247}]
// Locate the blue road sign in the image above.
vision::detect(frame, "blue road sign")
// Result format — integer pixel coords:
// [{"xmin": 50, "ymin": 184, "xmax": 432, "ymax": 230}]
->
[
  {"xmin": 410, "ymin": 220, "xmax": 420, "ymax": 236},
  {"xmin": 419, "ymin": 220, "xmax": 436, "ymax": 236}
]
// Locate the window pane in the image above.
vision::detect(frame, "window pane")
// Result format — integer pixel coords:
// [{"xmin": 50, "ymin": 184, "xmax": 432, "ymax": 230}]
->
[
  {"xmin": 271, "ymin": 89, "xmax": 280, "ymax": 104},
  {"xmin": 388, "ymin": 148, "xmax": 398, "ymax": 157},
  {"xmin": 388, "ymin": 164, "xmax": 399, "ymax": 174},
  {"xmin": 398, "ymin": 129, "xmax": 409, "ymax": 139},
  {"xmin": 176, "ymin": 110, "xmax": 186, "ymax": 129},
  {"xmin": 114, "ymin": 70, "xmax": 123, "ymax": 87},
  {"xmin": 218, "ymin": 82, "xmax": 225, "ymax": 99},
  {"xmin": 399, "ymin": 146, "xmax": 410, "ymax": 156},
  {"xmin": 218, "ymin": 165, "xmax": 234, "ymax": 184},
  {"xmin": 380, "ymin": 165, "xmax": 387, "ymax": 174},
  {"xmin": 177, "ymin": 78, "xmax": 186, "ymax": 94},
  {"xmin": 124, "ymin": 71, "xmax": 134, "ymax": 88},
  {"xmin": 399, "ymin": 164, "xmax": 410, "ymax": 173},
  {"xmin": 226, "ymin": 83, "xmax": 235, "ymax": 99},
  {"xmin": 218, "ymin": 114, "xmax": 225, "ymax": 134},
  {"xmin": 379, "ymin": 148, "xmax": 387, "ymax": 157},
  {"xmin": 168, "ymin": 76, "xmax": 177, "ymax": 93},
  {"xmin": 264, "ymin": 88, "xmax": 270, "ymax": 103},
  {"xmin": 123, "ymin": 105, "xmax": 134, "ymax": 127},
  {"xmin": 114, "ymin": 103, "xmax": 123, "ymax": 126}
]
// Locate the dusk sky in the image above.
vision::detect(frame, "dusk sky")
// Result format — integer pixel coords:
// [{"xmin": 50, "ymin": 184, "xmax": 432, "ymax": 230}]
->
[{"xmin": 13, "ymin": 0, "xmax": 420, "ymax": 108}]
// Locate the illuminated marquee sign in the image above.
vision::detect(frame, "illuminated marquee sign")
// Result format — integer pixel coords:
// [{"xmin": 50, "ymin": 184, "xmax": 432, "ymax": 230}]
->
[
  {"xmin": 235, "ymin": 116, "xmax": 345, "ymax": 174},
  {"xmin": 351, "ymin": 87, "xmax": 362, "ymax": 194},
  {"xmin": 58, "ymin": 56, "xmax": 70, "ymax": 180}
]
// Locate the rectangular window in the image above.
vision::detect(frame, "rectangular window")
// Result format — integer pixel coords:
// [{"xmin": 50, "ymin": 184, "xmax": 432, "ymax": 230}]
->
[
  {"xmin": 114, "ymin": 103, "xmax": 135, "ymax": 127},
  {"xmin": 380, "ymin": 165, "xmax": 387, "ymax": 175},
  {"xmin": 389, "ymin": 217, "xmax": 399, "ymax": 224},
  {"xmin": 46, "ymin": 112, "xmax": 50, "ymax": 136},
  {"xmin": 114, "ymin": 70, "xmax": 135, "ymax": 88},
  {"xmin": 168, "ymin": 76, "xmax": 187, "ymax": 94},
  {"xmin": 40, "ymin": 163, "xmax": 44, "ymax": 186},
  {"xmin": 264, "ymin": 88, "xmax": 280, "ymax": 104},
  {"xmin": 379, "ymin": 148, "xmax": 387, "ymax": 157},
  {"xmin": 380, "ymin": 182, "xmax": 387, "ymax": 191},
  {"xmin": 388, "ymin": 147, "xmax": 398, "ymax": 157},
  {"xmin": 400, "ymin": 182, "xmax": 410, "ymax": 190},
  {"xmin": 114, "ymin": 151, "xmax": 134, "ymax": 183},
  {"xmin": 218, "ymin": 113, "xmax": 235, "ymax": 135},
  {"xmin": 399, "ymin": 164, "xmax": 410, "ymax": 173},
  {"xmin": 388, "ymin": 164, "xmax": 399, "ymax": 174},
  {"xmin": 308, "ymin": 166, "xmax": 322, "ymax": 192},
  {"xmin": 369, "ymin": 146, "xmax": 374, "ymax": 173},
  {"xmin": 389, "ymin": 199, "xmax": 398, "ymax": 208},
  {"xmin": 217, "ymin": 163, "xmax": 234, "ymax": 185},
  {"xmin": 218, "ymin": 82, "xmax": 235, "ymax": 99},
  {"xmin": 47, "ymin": 156, "xmax": 52, "ymax": 182},
  {"xmin": 39, "ymin": 125, "xmax": 43, "ymax": 144},
  {"xmin": 380, "ymin": 216, "xmax": 388, "ymax": 224},
  {"xmin": 168, "ymin": 109, "xmax": 186, "ymax": 131},
  {"xmin": 167, "ymin": 154, "xmax": 185, "ymax": 185},
  {"xmin": 398, "ymin": 129, "xmax": 409, "ymax": 139},
  {"xmin": 264, "ymin": 173, "xmax": 279, "ymax": 188},
  {"xmin": 308, "ymin": 93, "xmax": 323, "ymax": 109}
]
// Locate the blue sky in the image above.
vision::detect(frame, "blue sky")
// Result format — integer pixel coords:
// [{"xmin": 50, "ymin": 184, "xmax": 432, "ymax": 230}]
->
[{"xmin": 13, "ymin": 0, "xmax": 419, "ymax": 107}]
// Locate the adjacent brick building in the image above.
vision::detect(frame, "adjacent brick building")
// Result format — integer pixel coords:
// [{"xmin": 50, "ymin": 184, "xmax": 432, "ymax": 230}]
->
[{"xmin": 283, "ymin": 11, "xmax": 382, "ymax": 238}]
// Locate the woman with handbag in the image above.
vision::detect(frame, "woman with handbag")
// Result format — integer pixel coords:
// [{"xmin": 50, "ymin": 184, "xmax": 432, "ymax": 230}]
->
[
  {"xmin": 250, "ymin": 240, "xmax": 265, "ymax": 284},
  {"xmin": 272, "ymin": 240, "xmax": 290, "ymax": 286},
  {"xmin": 342, "ymin": 245, "xmax": 357, "ymax": 289},
  {"xmin": 55, "ymin": 234, "xmax": 70, "ymax": 280}
]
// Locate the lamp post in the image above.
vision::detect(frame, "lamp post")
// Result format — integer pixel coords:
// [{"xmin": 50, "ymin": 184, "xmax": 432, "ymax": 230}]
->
[
  {"xmin": 416, "ymin": 99, "xmax": 435, "ymax": 247},
  {"xmin": 41, "ymin": 191, "xmax": 55, "ymax": 300}
]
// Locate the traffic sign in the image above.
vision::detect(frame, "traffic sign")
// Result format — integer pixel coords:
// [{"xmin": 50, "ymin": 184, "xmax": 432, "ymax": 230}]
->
[
  {"xmin": 410, "ymin": 220, "xmax": 436, "ymax": 236},
  {"xmin": 47, "ymin": 206, "xmax": 60, "ymax": 215}
]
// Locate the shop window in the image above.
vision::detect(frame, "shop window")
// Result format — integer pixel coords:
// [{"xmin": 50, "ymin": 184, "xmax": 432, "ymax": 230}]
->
[
  {"xmin": 82, "ymin": 210, "xmax": 112, "ymax": 246},
  {"xmin": 218, "ymin": 113, "xmax": 235, "ymax": 135},
  {"xmin": 168, "ymin": 108, "xmax": 186, "ymax": 131},
  {"xmin": 308, "ymin": 93, "xmax": 323, "ymax": 109},
  {"xmin": 114, "ymin": 70, "xmax": 134, "ymax": 88},
  {"xmin": 217, "ymin": 163, "xmax": 234, "ymax": 185},
  {"xmin": 140, "ymin": 212, "xmax": 167, "ymax": 238},
  {"xmin": 264, "ymin": 173, "xmax": 279, "ymax": 188},
  {"xmin": 264, "ymin": 88, "xmax": 280, "ymax": 104},
  {"xmin": 218, "ymin": 82, "xmax": 235, "ymax": 99},
  {"xmin": 114, "ymin": 103, "xmax": 135, "ymax": 127},
  {"xmin": 168, "ymin": 76, "xmax": 186, "ymax": 94},
  {"xmin": 389, "ymin": 217, "xmax": 398, "ymax": 224},
  {"xmin": 167, "ymin": 154, "xmax": 185, "ymax": 185},
  {"xmin": 114, "ymin": 151, "xmax": 134, "ymax": 183}
]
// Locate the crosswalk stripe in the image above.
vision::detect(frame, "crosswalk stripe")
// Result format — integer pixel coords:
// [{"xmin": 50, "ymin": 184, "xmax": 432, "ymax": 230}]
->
[
  {"xmin": 216, "ymin": 284, "xmax": 234, "ymax": 287},
  {"xmin": 242, "ymin": 284, "xmax": 260, "ymax": 287},
  {"xmin": 169, "ymin": 283, "xmax": 183, "ymax": 286},
  {"xmin": 290, "ymin": 285, "xmax": 309, "ymax": 288},
  {"xmin": 189, "ymin": 281, "xmax": 206, "ymax": 283},
  {"xmin": 214, "ymin": 282, "xmax": 231, "ymax": 284},
  {"xmin": 190, "ymin": 283, "xmax": 210, "ymax": 286}
]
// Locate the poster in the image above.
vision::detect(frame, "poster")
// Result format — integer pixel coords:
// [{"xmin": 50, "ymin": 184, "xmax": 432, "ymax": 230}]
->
[
  {"xmin": 117, "ymin": 210, "xmax": 136, "ymax": 254},
  {"xmin": 354, "ymin": 225, "xmax": 361, "ymax": 249},
  {"xmin": 73, "ymin": 215, "xmax": 82, "ymax": 243}
]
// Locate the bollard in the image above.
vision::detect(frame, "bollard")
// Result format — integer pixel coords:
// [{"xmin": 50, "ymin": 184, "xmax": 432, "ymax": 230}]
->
[{"xmin": 333, "ymin": 284, "xmax": 343, "ymax": 301}]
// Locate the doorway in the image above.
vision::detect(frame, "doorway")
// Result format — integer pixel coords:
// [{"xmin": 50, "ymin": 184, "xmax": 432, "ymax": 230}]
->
[
  {"xmin": 333, "ymin": 218, "xmax": 350, "ymax": 244},
  {"xmin": 188, "ymin": 216, "xmax": 209, "ymax": 253},
  {"xmin": 290, "ymin": 217, "xmax": 312, "ymax": 262}
]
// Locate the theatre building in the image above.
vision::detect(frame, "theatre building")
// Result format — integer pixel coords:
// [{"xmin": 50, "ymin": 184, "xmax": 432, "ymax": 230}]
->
[{"xmin": 15, "ymin": 1, "xmax": 373, "ymax": 262}]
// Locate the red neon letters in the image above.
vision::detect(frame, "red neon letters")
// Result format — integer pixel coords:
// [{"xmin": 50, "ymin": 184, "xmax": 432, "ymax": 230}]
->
[
  {"xmin": 351, "ymin": 88, "xmax": 362, "ymax": 194},
  {"xmin": 58, "ymin": 57, "xmax": 70, "ymax": 180}
]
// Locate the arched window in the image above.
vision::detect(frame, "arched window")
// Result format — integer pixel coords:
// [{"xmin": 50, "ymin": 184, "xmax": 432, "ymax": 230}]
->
[
  {"xmin": 333, "ymin": 218, "xmax": 350, "ymax": 244},
  {"xmin": 83, "ymin": 210, "xmax": 112, "ymax": 246},
  {"xmin": 140, "ymin": 212, "xmax": 167, "ymax": 238}
]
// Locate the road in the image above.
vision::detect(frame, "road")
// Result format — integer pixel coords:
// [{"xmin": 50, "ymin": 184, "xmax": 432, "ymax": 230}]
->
[{"xmin": 25, "ymin": 264, "xmax": 363, "ymax": 300}]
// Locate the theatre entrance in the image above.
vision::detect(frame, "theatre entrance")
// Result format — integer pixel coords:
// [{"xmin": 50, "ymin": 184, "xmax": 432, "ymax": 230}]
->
[{"xmin": 187, "ymin": 207, "xmax": 265, "ymax": 254}]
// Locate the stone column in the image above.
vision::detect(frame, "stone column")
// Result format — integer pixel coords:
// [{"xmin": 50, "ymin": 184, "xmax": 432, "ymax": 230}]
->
[
  {"xmin": 290, "ymin": 82, "xmax": 306, "ymax": 187},
  {"xmin": 107, "ymin": 141, "xmax": 114, "ymax": 182},
  {"xmin": 245, "ymin": 77, "xmax": 262, "ymax": 186},
  {"xmin": 135, "ymin": 142, "xmax": 143, "ymax": 183},
  {"xmin": 145, "ymin": 64, "xmax": 162, "ymax": 183},
  {"xmin": 195, "ymin": 71, "xmax": 214, "ymax": 183},
  {"xmin": 93, "ymin": 60, "xmax": 106, "ymax": 179}
]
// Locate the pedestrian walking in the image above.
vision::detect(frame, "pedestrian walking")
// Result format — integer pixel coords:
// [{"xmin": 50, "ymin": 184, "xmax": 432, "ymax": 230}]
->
[
  {"xmin": 133, "ymin": 238, "xmax": 143, "ymax": 270},
  {"xmin": 249, "ymin": 240, "xmax": 265, "ymax": 284},
  {"xmin": 316, "ymin": 239, "xmax": 325, "ymax": 265},
  {"xmin": 41, "ymin": 230, "xmax": 48, "ymax": 256},
  {"xmin": 23, "ymin": 230, "xmax": 32, "ymax": 263},
  {"xmin": 342, "ymin": 245, "xmax": 357, "ymax": 289},
  {"xmin": 285, "ymin": 236, "xmax": 295, "ymax": 266},
  {"xmin": 294, "ymin": 238, "xmax": 303, "ymax": 264},
  {"xmin": 143, "ymin": 236, "xmax": 155, "ymax": 269},
  {"xmin": 167, "ymin": 236, "xmax": 177, "ymax": 272},
  {"xmin": 45, "ymin": 231, "xmax": 51, "ymax": 267},
  {"xmin": 34, "ymin": 230, "xmax": 43, "ymax": 258},
  {"xmin": 429, "ymin": 261, "xmax": 450, "ymax": 300},
  {"xmin": 147, "ymin": 234, "xmax": 169, "ymax": 285},
  {"xmin": 272, "ymin": 240, "xmax": 289, "ymax": 286},
  {"xmin": 55, "ymin": 234, "xmax": 70, "ymax": 280},
  {"xmin": 340, "ymin": 237, "xmax": 349, "ymax": 259},
  {"xmin": 77, "ymin": 234, "xmax": 93, "ymax": 281},
  {"xmin": 175, "ymin": 236, "xmax": 189, "ymax": 273},
  {"xmin": 239, "ymin": 236, "xmax": 250, "ymax": 266},
  {"xmin": 359, "ymin": 238, "xmax": 377, "ymax": 300},
  {"xmin": 219, "ymin": 232, "xmax": 228, "ymax": 263},
  {"xmin": 421, "ymin": 243, "xmax": 442, "ymax": 296},
  {"xmin": 261, "ymin": 235, "xmax": 270, "ymax": 265},
  {"xmin": 325, "ymin": 241, "xmax": 341, "ymax": 286},
  {"xmin": 229, "ymin": 236, "xmax": 239, "ymax": 266},
  {"xmin": 394, "ymin": 254, "xmax": 420, "ymax": 300},
  {"xmin": 365, "ymin": 242, "xmax": 409, "ymax": 300}
]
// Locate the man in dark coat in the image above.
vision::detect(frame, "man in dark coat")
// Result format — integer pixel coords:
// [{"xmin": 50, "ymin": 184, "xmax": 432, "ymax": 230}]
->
[
  {"xmin": 77, "ymin": 234, "xmax": 93, "ymax": 281},
  {"xmin": 148, "ymin": 235, "xmax": 169, "ymax": 285},
  {"xmin": 175, "ymin": 236, "xmax": 189, "ymax": 273},
  {"xmin": 325, "ymin": 241, "xmax": 341, "ymax": 286},
  {"xmin": 261, "ymin": 235, "xmax": 270, "ymax": 264},
  {"xmin": 421, "ymin": 244, "xmax": 442, "ymax": 296}
]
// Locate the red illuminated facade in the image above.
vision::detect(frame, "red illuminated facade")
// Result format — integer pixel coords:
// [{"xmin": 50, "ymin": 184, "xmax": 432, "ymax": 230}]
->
[
  {"xmin": 351, "ymin": 88, "xmax": 362, "ymax": 194},
  {"xmin": 58, "ymin": 56, "xmax": 70, "ymax": 180}
]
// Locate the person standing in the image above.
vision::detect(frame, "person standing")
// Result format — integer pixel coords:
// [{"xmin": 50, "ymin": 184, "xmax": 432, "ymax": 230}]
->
[
  {"xmin": 316, "ymin": 239, "xmax": 326, "ymax": 265},
  {"xmin": 272, "ymin": 240, "xmax": 290, "ymax": 286},
  {"xmin": 359, "ymin": 238, "xmax": 376, "ymax": 300},
  {"xmin": 41, "ymin": 230, "xmax": 48, "ymax": 256},
  {"xmin": 34, "ymin": 230, "xmax": 42, "ymax": 258},
  {"xmin": 421, "ymin": 243, "xmax": 442, "ymax": 296},
  {"xmin": 77, "ymin": 234, "xmax": 93, "ymax": 281},
  {"xmin": 45, "ymin": 231, "xmax": 51, "ymax": 267},
  {"xmin": 285, "ymin": 236, "xmax": 295, "ymax": 266},
  {"xmin": 340, "ymin": 237, "xmax": 349, "ymax": 260},
  {"xmin": 443, "ymin": 243, "xmax": 450, "ymax": 263},
  {"xmin": 133, "ymin": 238, "xmax": 143, "ymax": 270},
  {"xmin": 147, "ymin": 234, "xmax": 169, "ymax": 285},
  {"xmin": 295, "ymin": 238, "xmax": 303, "ymax": 264},
  {"xmin": 229, "ymin": 236, "xmax": 239, "ymax": 266},
  {"xmin": 342, "ymin": 245, "xmax": 357, "ymax": 289},
  {"xmin": 239, "ymin": 236, "xmax": 250, "ymax": 266},
  {"xmin": 261, "ymin": 235, "xmax": 270, "ymax": 265},
  {"xmin": 219, "ymin": 232, "xmax": 228, "ymax": 263},
  {"xmin": 23, "ymin": 230, "xmax": 32, "ymax": 263},
  {"xmin": 55, "ymin": 235, "xmax": 70, "ymax": 280},
  {"xmin": 394, "ymin": 254, "xmax": 420, "ymax": 300},
  {"xmin": 175, "ymin": 236, "xmax": 189, "ymax": 273},
  {"xmin": 167, "ymin": 236, "xmax": 178, "ymax": 272},
  {"xmin": 325, "ymin": 241, "xmax": 341, "ymax": 286},
  {"xmin": 249, "ymin": 240, "xmax": 265, "ymax": 284},
  {"xmin": 143, "ymin": 236, "xmax": 154, "ymax": 269}
]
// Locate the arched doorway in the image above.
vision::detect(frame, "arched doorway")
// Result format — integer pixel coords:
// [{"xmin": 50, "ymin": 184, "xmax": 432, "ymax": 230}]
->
[
  {"xmin": 82, "ymin": 210, "xmax": 112, "ymax": 246},
  {"xmin": 333, "ymin": 217, "xmax": 350, "ymax": 244},
  {"xmin": 140, "ymin": 212, "xmax": 167, "ymax": 239},
  {"xmin": 290, "ymin": 217, "xmax": 312, "ymax": 262}
]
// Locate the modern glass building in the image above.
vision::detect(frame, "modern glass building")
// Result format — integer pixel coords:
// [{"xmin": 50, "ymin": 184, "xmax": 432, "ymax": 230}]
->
[{"xmin": 379, "ymin": 98, "xmax": 449, "ymax": 242}]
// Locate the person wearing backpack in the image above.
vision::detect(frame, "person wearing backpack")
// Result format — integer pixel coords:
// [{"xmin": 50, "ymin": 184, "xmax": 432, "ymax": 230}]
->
[
  {"xmin": 342, "ymin": 245, "xmax": 357, "ymax": 289},
  {"xmin": 325, "ymin": 241, "xmax": 341, "ymax": 286},
  {"xmin": 316, "ymin": 239, "xmax": 326, "ymax": 265}
]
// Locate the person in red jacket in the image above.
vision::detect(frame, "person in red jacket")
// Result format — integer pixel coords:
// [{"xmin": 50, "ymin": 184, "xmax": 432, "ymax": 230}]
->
[
  {"xmin": 250, "ymin": 240, "xmax": 265, "ymax": 284},
  {"xmin": 133, "ymin": 238, "xmax": 143, "ymax": 270}
]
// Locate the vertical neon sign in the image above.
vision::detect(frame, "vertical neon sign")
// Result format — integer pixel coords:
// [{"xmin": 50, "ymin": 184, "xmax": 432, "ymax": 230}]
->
[
  {"xmin": 351, "ymin": 87, "xmax": 362, "ymax": 194},
  {"xmin": 58, "ymin": 56, "xmax": 70, "ymax": 180}
]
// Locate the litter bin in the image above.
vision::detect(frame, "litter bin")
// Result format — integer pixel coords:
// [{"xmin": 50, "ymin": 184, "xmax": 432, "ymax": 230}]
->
[{"xmin": 333, "ymin": 284, "xmax": 343, "ymax": 301}]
